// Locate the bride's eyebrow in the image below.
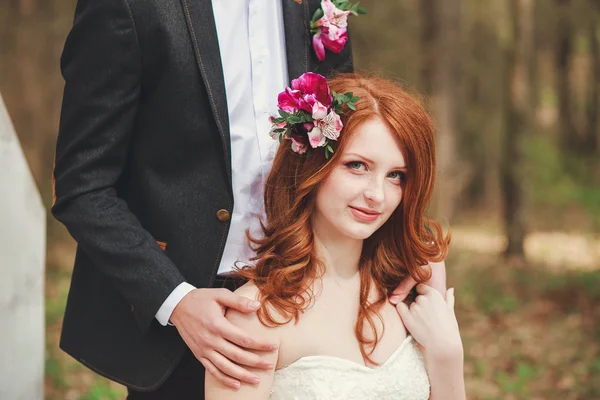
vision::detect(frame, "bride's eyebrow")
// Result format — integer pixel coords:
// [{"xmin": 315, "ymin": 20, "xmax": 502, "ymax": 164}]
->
[
  {"xmin": 344, "ymin": 153, "xmax": 374, "ymax": 164},
  {"xmin": 344, "ymin": 152, "xmax": 408, "ymax": 170}
]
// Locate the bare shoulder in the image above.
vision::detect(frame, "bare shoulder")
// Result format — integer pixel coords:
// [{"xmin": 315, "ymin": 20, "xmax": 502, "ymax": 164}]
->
[
  {"xmin": 429, "ymin": 260, "xmax": 446, "ymax": 269},
  {"xmin": 225, "ymin": 282, "xmax": 283, "ymax": 339},
  {"xmin": 233, "ymin": 281, "xmax": 261, "ymax": 302}
]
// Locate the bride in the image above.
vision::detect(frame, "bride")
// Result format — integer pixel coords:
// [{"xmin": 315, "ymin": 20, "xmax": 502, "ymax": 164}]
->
[{"xmin": 204, "ymin": 73, "xmax": 465, "ymax": 400}]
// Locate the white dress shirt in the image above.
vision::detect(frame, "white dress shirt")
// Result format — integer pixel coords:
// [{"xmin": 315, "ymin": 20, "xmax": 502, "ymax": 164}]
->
[{"xmin": 155, "ymin": 0, "xmax": 289, "ymax": 326}]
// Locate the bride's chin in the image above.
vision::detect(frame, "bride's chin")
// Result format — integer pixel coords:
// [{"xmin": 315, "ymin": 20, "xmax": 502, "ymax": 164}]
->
[{"xmin": 342, "ymin": 226, "xmax": 378, "ymax": 241}]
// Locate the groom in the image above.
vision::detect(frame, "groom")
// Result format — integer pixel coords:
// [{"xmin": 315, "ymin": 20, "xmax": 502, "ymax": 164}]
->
[{"xmin": 53, "ymin": 0, "xmax": 446, "ymax": 398}]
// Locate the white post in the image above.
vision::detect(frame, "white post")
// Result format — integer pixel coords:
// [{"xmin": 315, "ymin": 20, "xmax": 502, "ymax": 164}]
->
[{"xmin": 0, "ymin": 93, "xmax": 46, "ymax": 400}]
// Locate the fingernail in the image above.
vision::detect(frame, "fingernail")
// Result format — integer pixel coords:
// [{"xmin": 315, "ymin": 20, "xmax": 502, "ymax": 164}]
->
[
  {"xmin": 249, "ymin": 301, "xmax": 260, "ymax": 309},
  {"xmin": 232, "ymin": 381, "xmax": 240, "ymax": 389},
  {"xmin": 389, "ymin": 295, "xmax": 400, "ymax": 304},
  {"xmin": 264, "ymin": 362, "xmax": 274, "ymax": 369},
  {"xmin": 252, "ymin": 376, "xmax": 261, "ymax": 385},
  {"xmin": 270, "ymin": 343, "xmax": 279, "ymax": 351}
]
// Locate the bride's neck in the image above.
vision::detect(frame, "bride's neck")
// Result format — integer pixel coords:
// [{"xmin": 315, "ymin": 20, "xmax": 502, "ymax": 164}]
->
[{"xmin": 312, "ymin": 230, "xmax": 363, "ymax": 281}]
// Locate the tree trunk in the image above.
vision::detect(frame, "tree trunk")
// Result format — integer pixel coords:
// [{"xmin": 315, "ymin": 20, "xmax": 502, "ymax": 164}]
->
[
  {"xmin": 425, "ymin": 0, "xmax": 468, "ymax": 222},
  {"xmin": 419, "ymin": 0, "xmax": 436, "ymax": 95},
  {"xmin": 586, "ymin": 1, "xmax": 600, "ymax": 155},
  {"xmin": 18, "ymin": 0, "xmax": 36, "ymax": 16},
  {"xmin": 502, "ymin": 0, "xmax": 534, "ymax": 263},
  {"xmin": 555, "ymin": 0, "xmax": 578, "ymax": 154}
]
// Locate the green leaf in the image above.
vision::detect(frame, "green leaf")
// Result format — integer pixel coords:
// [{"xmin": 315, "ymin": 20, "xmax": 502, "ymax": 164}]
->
[
  {"xmin": 279, "ymin": 109, "xmax": 290, "ymax": 119},
  {"xmin": 347, "ymin": 102, "xmax": 356, "ymax": 111},
  {"xmin": 357, "ymin": 7, "xmax": 367, "ymax": 14},
  {"xmin": 327, "ymin": 144, "xmax": 334, "ymax": 153},
  {"xmin": 311, "ymin": 8, "xmax": 324, "ymax": 22}
]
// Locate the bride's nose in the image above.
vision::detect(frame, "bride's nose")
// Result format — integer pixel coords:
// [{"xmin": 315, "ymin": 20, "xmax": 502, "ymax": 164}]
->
[{"xmin": 363, "ymin": 177, "xmax": 385, "ymax": 204}]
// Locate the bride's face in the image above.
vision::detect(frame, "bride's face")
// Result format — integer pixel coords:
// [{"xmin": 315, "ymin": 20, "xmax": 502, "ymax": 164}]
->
[{"xmin": 313, "ymin": 117, "xmax": 407, "ymax": 241}]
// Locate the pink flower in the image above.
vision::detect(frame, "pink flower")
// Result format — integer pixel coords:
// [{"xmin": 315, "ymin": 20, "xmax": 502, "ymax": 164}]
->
[
  {"xmin": 312, "ymin": 34, "xmax": 326, "ymax": 62},
  {"xmin": 312, "ymin": 0, "xmax": 351, "ymax": 61},
  {"xmin": 277, "ymin": 73, "xmax": 332, "ymax": 113},
  {"xmin": 290, "ymin": 135, "xmax": 308, "ymax": 154},
  {"xmin": 316, "ymin": 0, "xmax": 351, "ymax": 29},
  {"xmin": 303, "ymin": 122, "xmax": 315, "ymax": 132},
  {"xmin": 321, "ymin": 26, "xmax": 348, "ymax": 53},
  {"xmin": 291, "ymin": 72, "xmax": 332, "ymax": 110},
  {"xmin": 307, "ymin": 127, "xmax": 327, "ymax": 148},
  {"xmin": 312, "ymin": 101, "xmax": 328, "ymax": 120},
  {"xmin": 277, "ymin": 87, "xmax": 303, "ymax": 112},
  {"xmin": 314, "ymin": 110, "xmax": 343, "ymax": 141},
  {"xmin": 269, "ymin": 117, "xmax": 287, "ymax": 140}
]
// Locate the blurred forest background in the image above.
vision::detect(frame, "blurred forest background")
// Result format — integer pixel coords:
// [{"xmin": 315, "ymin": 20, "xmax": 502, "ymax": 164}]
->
[{"xmin": 1, "ymin": 0, "xmax": 600, "ymax": 399}]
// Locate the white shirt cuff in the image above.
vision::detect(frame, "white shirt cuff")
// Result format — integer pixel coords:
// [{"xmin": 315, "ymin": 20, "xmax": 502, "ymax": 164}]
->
[{"xmin": 155, "ymin": 282, "xmax": 196, "ymax": 326}]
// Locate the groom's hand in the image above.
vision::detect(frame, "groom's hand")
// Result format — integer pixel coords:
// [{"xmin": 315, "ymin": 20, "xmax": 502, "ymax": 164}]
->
[
  {"xmin": 389, "ymin": 261, "xmax": 447, "ymax": 304},
  {"xmin": 170, "ymin": 288, "xmax": 277, "ymax": 389}
]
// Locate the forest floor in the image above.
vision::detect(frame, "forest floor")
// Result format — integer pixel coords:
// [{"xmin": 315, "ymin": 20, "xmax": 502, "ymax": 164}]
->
[{"xmin": 44, "ymin": 227, "xmax": 600, "ymax": 400}]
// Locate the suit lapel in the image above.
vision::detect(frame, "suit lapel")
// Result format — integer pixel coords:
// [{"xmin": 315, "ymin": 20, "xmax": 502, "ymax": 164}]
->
[
  {"xmin": 179, "ymin": 0, "xmax": 232, "ymax": 183},
  {"xmin": 282, "ymin": 0, "xmax": 311, "ymax": 83}
]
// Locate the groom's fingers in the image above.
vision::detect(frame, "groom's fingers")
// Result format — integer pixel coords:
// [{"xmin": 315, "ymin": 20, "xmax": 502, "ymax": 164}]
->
[
  {"xmin": 209, "ymin": 350, "xmax": 261, "ymax": 386},
  {"xmin": 200, "ymin": 356, "xmax": 241, "ymax": 390},
  {"xmin": 218, "ymin": 319, "xmax": 278, "ymax": 353},
  {"xmin": 217, "ymin": 339, "xmax": 274, "ymax": 370},
  {"xmin": 217, "ymin": 289, "xmax": 261, "ymax": 313}
]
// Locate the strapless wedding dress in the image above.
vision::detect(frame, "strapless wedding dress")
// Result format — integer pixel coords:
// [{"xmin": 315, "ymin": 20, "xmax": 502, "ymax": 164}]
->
[{"xmin": 269, "ymin": 336, "xmax": 430, "ymax": 400}]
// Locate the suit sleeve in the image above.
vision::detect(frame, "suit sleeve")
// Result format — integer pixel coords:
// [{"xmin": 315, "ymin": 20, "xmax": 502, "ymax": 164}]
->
[{"xmin": 52, "ymin": 0, "xmax": 186, "ymax": 334}]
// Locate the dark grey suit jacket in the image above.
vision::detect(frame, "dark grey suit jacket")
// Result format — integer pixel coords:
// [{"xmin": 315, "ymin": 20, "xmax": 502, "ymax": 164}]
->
[{"xmin": 52, "ymin": 0, "xmax": 353, "ymax": 391}]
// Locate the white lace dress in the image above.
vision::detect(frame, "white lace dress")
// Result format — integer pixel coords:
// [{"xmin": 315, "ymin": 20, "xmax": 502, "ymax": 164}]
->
[{"xmin": 269, "ymin": 336, "xmax": 430, "ymax": 400}]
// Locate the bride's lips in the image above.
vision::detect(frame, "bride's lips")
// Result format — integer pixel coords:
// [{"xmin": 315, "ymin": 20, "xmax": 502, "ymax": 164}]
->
[{"xmin": 349, "ymin": 206, "xmax": 381, "ymax": 222}]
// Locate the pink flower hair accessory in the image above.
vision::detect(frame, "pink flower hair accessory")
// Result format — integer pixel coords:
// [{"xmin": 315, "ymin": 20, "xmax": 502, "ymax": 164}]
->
[
  {"xmin": 310, "ymin": 0, "xmax": 366, "ymax": 62},
  {"xmin": 269, "ymin": 72, "xmax": 358, "ymax": 159}
]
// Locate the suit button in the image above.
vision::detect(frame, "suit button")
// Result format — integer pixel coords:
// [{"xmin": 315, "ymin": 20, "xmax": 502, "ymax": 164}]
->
[{"xmin": 216, "ymin": 209, "xmax": 230, "ymax": 222}]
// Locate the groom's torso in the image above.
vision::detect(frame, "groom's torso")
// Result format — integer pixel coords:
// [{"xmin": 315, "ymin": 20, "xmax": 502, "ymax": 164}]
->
[
  {"xmin": 61, "ymin": 0, "xmax": 353, "ymax": 391},
  {"xmin": 104, "ymin": 0, "xmax": 351, "ymax": 285}
]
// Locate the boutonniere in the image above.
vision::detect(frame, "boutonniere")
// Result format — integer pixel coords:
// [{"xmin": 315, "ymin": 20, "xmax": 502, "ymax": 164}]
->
[{"xmin": 310, "ymin": 0, "xmax": 366, "ymax": 62}]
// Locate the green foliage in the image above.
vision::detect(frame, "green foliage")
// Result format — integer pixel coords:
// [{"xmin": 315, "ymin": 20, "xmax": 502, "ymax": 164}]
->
[
  {"xmin": 45, "ymin": 283, "xmax": 69, "ymax": 325},
  {"xmin": 332, "ymin": 91, "xmax": 359, "ymax": 113},
  {"xmin": 524, "ymin": 135, "xmax": 600, "ymax": 227},
  {"xmin": 78, "ymin": 381, "xmax": 125, "ymax": 400},
  {"xmin": 453, "ymin": 252, "xmax": 600, "ymax": 399},
  {"xmin": 45, "ymin": 357, "xmax": 67, "ymax": 389},
  {"xmin": 495, "ymin": 361, "xmax": 540, "ymax": 398}
]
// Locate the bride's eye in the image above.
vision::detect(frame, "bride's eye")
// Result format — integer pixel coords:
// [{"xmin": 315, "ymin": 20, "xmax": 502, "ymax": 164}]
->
[
  {"xmin": 346, "ymin": 161, "xmax": 365, "ymax": 171},
  {"xmin": 388, "ymin": 171, "xmax": 406, "ymax": 182}
]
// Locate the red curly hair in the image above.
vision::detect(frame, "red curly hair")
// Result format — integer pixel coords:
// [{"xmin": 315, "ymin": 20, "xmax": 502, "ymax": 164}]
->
[{"xmin": 236, "ymin": 73, "xmax": 450, "ymax": 364}]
